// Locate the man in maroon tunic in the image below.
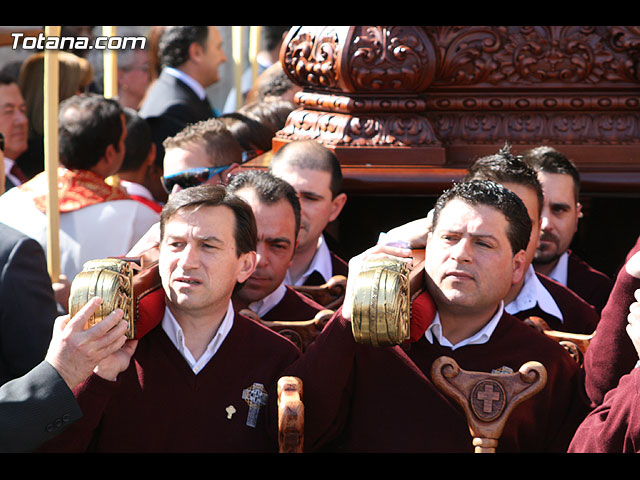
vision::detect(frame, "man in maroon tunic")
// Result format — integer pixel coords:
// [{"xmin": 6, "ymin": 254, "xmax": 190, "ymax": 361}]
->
[
  {"xmin": 385, "ymin": 149, "xmax": 600, "ymax": 335},
  {"xmin": 284, "ymin": 180, "xmax": 589, "ymax": 453},
  {"xmin": 37, "ymin": 185, "xmax": 301, "ymax": 453},
  {"xmin": 227, "ymin": 170, "xmax": 325, "ymax": 322},
  {"xmin": 569, "ymin": 284, "xmax": 640, "ymax": 452},
  {"xmin": 522, "ymin": 146, "xmax": 613, "ymax": 313},
  {"xmin": 269, "ymin": 140, "xmax": 349, "ymax": 286}
]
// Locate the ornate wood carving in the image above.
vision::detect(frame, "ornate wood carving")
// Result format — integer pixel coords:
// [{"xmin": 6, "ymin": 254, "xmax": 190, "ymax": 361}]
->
[{"xmin": 274, "ymin": 26, "xmax": 640, "ymax": 194}]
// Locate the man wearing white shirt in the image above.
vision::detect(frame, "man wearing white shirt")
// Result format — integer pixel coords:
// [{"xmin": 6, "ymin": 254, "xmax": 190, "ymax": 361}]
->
[
  {"xmin": 0, "ymin": 74, "xmax": 29, "ymax": 192},
  {"xmin": 0, "ymin": 94, "xmax": 159, "ymax": 282},
  {"xmin": 270, "ymin": 139, "xmax": 349, "ymax": 286},
  {"xmin": 281, "ymin": 180, "xmax": 589, "ymax": 452},
  {"xmin": 139, "ymin": 26, "xmax": 227, "ymax": 167},
  {"xmin": 522, "ymin": 145, "xmax": 613, "ymax": 313},
  {"xmin": 38, "ymin": 185, "xmax": 301, "ymax": 453}
]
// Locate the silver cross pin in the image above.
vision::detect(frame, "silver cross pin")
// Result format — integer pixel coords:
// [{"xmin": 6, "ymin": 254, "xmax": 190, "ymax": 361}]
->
[{"xmin": 242, "ymin": 383, "xmax": 268, "ymax": 428}]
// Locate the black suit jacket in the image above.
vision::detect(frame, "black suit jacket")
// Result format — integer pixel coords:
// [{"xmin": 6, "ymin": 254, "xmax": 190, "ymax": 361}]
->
[
  {"xmin": 0, "ymin": 222, "xmax": 58, "ymax": 385},
  {"xmin": 0, "ymin": 361, "xmax": 81, "ymax": 452},
  {"xmin": 139, "ymin": 69, "xmax": 214, "ymax": 164}
]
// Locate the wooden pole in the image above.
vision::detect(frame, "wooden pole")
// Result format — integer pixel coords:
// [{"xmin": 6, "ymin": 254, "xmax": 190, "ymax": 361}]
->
[
  {"xmin": 44, "ymin": 26, "xmax": 61, "ymax": 282},
  {"xmin": 249, "ymin": 26, "xmax": 261, "ymax": 86},
  {"xmin": 232, "ymin": 26, "xmax": 244, "ymax": 109},
  {"xmin": 102, "ymin": 26, "xmax": 118, "ymax": 99}
]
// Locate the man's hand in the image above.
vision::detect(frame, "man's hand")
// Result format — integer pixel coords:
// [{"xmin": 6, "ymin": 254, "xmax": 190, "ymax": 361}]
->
[
  {"xmin": 626, "ymin": 250, "xmax": 640, "ymax": 279},
  {"xmin": 44, "ymin": 297, "xmax": 133, "ymax": 389},
  {"xmin": 382, "ymin": 210, "xmax": 433, "ymax": 249},
  {"xmin": 342, "ymin": 243, "xmax": 413, "ymax": 321},
  {"xmin": 627, "ymin": 289, "xmax": 640, "ymax": 361}
]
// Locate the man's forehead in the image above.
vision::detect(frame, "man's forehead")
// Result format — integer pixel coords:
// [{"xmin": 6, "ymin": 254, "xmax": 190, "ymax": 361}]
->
[
  {"xmin": 434, "ymin": 198, "xmax": 508, "ymax": 235},
  {"xmin": 0, "ymin": 84, "xmax": 25, "ymax": 105},
  {"xmin": 272, "ymin": 162, "xmax": 330, "ymax": 190}
]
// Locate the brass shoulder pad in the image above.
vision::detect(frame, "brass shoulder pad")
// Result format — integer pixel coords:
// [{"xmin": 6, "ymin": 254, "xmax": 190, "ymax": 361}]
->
[
  {"xmin": 350, "ymin": 257, "xmax": 411, "ymax": 347},
  {"xmin": 68, "ymin": 258, "xmax": 135, "ymax": 338}
]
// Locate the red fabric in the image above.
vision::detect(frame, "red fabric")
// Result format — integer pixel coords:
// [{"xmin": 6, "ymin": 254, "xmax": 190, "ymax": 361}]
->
[
  {"xmin": 128, "ymin": 194, "xmax": 163, "ymax": 213},
  {"xmin": 409, "ymin": 290, "xmax": 436, "ymax": 342},
  {"xmin": 135, "ymin": 287, "xmax": 165, "ymax": 339},
  {"xmin": 19, "ymin": 168, "xmax": 130, "ymax": 213}
]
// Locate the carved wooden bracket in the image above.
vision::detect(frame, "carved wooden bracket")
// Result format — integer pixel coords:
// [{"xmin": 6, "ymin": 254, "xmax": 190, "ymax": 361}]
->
[{"xmin": 431, "ymin": 356, "xmax": 548, "ymax": 453}]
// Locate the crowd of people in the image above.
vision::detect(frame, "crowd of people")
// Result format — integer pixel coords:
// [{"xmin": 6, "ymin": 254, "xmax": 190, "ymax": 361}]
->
[{"xmin": 1, "ymin": 25, "xmax": 640, "ymax": 454}]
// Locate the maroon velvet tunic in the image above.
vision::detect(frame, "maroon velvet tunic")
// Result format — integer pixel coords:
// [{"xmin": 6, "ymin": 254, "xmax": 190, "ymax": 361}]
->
[
  {"xmin": 584, "ymin": 265, "xmax": 640, "ymax": 407},
  {"xmin": 566, "ymin": 251, "xmax": 613, "ymax": 314},
  {"xmin": 511, "ymin": 272, "xmax": 600, "ymax": 335},
  {"xmin": 260, "ymin": 285, "xmax": 325, "ymax": 322},
  {"xmin": 284, "ymin": 293, "xmax": 590, "ymax": 453},
  {"xmin": 569, "ymin": 366, "xmax": 640, "ymax": 453},
  {"xmin": 36, "ymin": 290, "xmax": 301, "ymax": 453}
]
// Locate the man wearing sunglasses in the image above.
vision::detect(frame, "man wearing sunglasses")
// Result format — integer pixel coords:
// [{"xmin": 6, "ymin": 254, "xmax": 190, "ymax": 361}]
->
[{"xmin": 161, "ymin": 118, "xmax": 243, "ymax": 194}]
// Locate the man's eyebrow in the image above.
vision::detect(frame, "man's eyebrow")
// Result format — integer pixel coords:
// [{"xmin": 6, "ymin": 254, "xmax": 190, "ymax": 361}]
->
[{"xmin": 264, "ymin": 236, "xmax": 292, "ymax": 245}]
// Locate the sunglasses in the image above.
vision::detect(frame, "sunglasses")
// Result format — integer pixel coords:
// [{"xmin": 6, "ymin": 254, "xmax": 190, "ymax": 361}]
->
[{"xmin": 161, "ymin": 165, "xmax": 231, "ymax": 194}]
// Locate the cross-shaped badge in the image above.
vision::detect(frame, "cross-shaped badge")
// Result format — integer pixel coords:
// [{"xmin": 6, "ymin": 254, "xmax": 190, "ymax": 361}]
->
[{"xmin": 242, "ymin": 383, "xmax": 269, "ymax": 428}]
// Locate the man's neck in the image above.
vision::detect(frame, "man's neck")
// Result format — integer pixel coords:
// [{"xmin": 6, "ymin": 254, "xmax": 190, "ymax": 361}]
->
[
  {"xmin": 168, "ymin": 304, "xmax": 227, "ymax": 361},
  {"xmin": 532, "ymin": 259, "xmax": 558, "ymax": 277},
  {"xmin": 438, "ymin": 305, "xmax": 500, "ymax": 346},
  {"xmin": 288, "ymin": 239, "xmax": 319, "ymax": 284}
]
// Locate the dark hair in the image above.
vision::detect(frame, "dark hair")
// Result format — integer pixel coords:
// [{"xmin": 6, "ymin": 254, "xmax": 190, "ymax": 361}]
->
[
  {"xmin": 163, "ymin": 118, "xmax": 243, "ymax": 167},
  {"xmin": 464, "ymin": 143, "xmax": 543, "ymax": 219},
  {"xmin": 432, "ymin": 180, "xmax": 533, "ymax": 255},
  {"xmin": 227, "ymin": 169, "xmax": 301, "ymax": 240},
  {"xmin": 120, "ymin": 107, "xmax": 153, "ymax": 172},
  {"xmin": 58, "ymin": 93, "xmax": 124, "ymax": 170},
  {"xmin": 270, "ymin": 139, "xmax": 343, "ymax": 197},
  {"xmin": 521, "ymin": 146, "xmax": 581, "ymax": 202},
  {"xmin": 255, "ymin": 64, "xmax": 297, "ymax": 101},
  {"xmin": 262, "ymin": 26, "xmax": 290, "ymax": 51},
  {"xmin": 158, "ymin": 26, "xmax": 209, "ymax": 68},
  {"xmin": 219, "ymin": 112, "xmax": 274, "ymax": 153},
  {"xmin": 160, "ymin": 184, "xmax": 257, "ymax": 257}
]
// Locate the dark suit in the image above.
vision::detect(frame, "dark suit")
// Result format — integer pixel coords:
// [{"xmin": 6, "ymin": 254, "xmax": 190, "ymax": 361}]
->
[
  {"xmin": 139, "ymin": 68, "xmax": 214, "ymax": 164},
  {"xmin": 0, "ymin": 222, "xmax": 58, "ymax": 385},
  {"xmin": 0, "ymin": 361, "xmax": 81, "ymax": 452}
]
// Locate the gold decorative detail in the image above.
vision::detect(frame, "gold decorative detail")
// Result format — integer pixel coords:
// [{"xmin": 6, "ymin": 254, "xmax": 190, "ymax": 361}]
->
[
  {"xmin": 68, "ymin": 258, "xmax": 135, "ymax": 339},
  {"xmin": 351, "ymin": 257, "xmax": 410, "ymax": 347}
]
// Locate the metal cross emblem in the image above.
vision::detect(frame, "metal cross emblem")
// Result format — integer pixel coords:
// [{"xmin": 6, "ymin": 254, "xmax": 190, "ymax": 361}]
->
[{"xmin": 242, "ymin": 383, "xmax": 269, "ymax": 428}]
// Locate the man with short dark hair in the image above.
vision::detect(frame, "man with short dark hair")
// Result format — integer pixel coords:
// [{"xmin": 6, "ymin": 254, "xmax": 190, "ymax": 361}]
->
[
  {"xmin": 117, "ymin": 108, "xmax": 164, "ymax": 210},
  {"xmin": 139, "ymin": 26, "xmax": 226, "ymax": 165},
  {"xmin": 269, "ymin": 139, "xmax": 349, "ymax": 286},
  {"xmin": 0, "ymin": 93, "xmax": 158, "ymax": 280},
  {"xmin": 227, "ymin": 170, "xmax": 324, "ymax": 322},
  {"xmin": 522, "ymin": 145, "xmax": 613, "ymax": 312},
  {"xmin": 38, "ymin": 184, "xmax": 301, "ymax": 453},
  {"xmin": 283, "ymin": 180, "xmax": 588, "ymax": 453}
]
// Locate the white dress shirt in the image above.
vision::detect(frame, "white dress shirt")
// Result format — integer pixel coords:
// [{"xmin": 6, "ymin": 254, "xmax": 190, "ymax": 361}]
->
[
  {"xmin": 285, "ymin": 234, "xmax": 334, "ymax": 286},
  {"xmin": 120, "ymin": 179, "xmax": 156, "ymax": 203},
  {"xmin": 505, "ymin": 264, "xmax": 564, "ymax": 322},
  {"xmin": 425, "ymin": 302, "xmax": 505, "ymax": 350},
  {"xmin": 161, "ymin": 300, "xmax": 235, "ymax": 374},
  {"xmin": 247, "ymin": 281, "xmax": 288, "ymax": 318},
  {"xmin": 545, "ymin": 250, "xmax": 570, "ymax": 287}
]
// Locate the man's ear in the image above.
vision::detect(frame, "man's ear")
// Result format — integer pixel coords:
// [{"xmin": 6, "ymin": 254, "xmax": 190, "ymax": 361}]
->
[
  {"xmin": 329, "ymin": 192, "xmax": 347, "ymax": 222},
  {"xmin": 237, "ymin": 251, "xmax": 257, "ymax": 284},
  {"xmin": 511, "ymin": 249, "xmax": 528, "ymax": 286}
]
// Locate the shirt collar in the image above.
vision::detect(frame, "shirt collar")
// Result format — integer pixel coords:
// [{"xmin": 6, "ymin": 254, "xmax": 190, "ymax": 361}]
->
[
  {"xmin": 3, "ymin": 157, "xmax": 21, "ymax": 186},
  {"xmin": 425, "ymin": 302, "xmax": 505, "ymax": 350},
  {"xmin": 505, "ymin": 265, "xmax": 564, "ymax": 322},
  {"xmin": 286, "ymin": 234, "xmax": 334, "ymax": 286},
  {"xmin": 545, "ymin": 250, "xmax": 570, "ymax": 286},
  {"xmin": 119, "ymin": 180, "xmax": 155, "ymax": 202},
  {"xmin": 247, "ymin": 281, "xmax": 288, "ymax": 318},
  {"xmin": 161, "ymin": 300, "xmax": 234, "ymax": 374},
  {"xmin": 163, "ymin": 66, "xmax": 207, "ymax": 101}
]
